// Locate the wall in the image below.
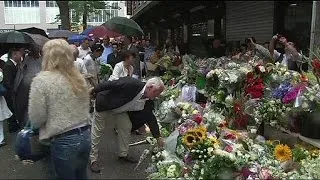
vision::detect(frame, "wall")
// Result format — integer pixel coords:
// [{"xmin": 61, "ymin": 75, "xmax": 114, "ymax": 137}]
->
[
  {"xmin": 0, "ymin": 1, "xmax": 59, "ymax": 31},
  {"xmin": 226, "ymin": 1, "xmax": 274, "ymax": 44}
]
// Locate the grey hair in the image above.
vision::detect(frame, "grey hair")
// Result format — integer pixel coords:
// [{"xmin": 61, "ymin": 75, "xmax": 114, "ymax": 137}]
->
[{"xmin": 146, "ymin": 77, "xmax": 165, "ymax": 89}]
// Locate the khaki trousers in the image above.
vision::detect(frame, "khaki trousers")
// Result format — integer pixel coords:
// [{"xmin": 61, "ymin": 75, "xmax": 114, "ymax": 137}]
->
[{"xmin": 90, "ymin": 110, "xmax": 132, "ymax": 163}]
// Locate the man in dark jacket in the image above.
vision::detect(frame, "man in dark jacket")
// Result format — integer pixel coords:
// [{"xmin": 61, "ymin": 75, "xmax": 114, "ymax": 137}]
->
[
  {"xmin": 13, "ymin": 52, "xmax": 42, "ymax": 128},
  {"xmin": 89, "ymin": 76, "xmax": 165, "ymax": 173},
  {"xmin": 3, "ymin": 48, "xmax": 23, "ymax": 132},
  {"xmin": 107, "ymin": 43, "xmax": 121, "ymax": 68}
]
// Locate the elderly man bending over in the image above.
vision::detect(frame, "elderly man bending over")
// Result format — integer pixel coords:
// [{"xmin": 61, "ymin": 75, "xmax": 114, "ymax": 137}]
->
[{"xmin": 89, "ymin": 76, "xmax": 165, "ymax": 173}]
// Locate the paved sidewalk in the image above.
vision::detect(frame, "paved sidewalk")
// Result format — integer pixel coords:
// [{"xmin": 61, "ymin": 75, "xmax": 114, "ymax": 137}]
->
[{"xmin": 0, "ymin": 126, "xmax": 151, "ymax": 179}]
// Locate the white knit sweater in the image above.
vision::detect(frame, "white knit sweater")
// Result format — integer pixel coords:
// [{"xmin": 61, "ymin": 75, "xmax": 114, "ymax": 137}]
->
[{"xmin": 28, "ymin": 71, "xmax": 90, "ymax": 140}]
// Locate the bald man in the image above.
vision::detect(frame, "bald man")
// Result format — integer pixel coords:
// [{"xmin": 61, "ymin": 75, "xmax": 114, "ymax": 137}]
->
[
  {"xmin": 70, "ymin": 44, "xmax": 88, "ymax": 74},
  {"xmin": 101, "ymin": 35, "xmax": 113, "ymax": 64}
]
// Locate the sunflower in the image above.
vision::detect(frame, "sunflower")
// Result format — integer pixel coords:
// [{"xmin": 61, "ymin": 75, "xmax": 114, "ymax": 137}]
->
[
  {"xmin": 274, "ymin": 144, "xmax": 293, "ymax": 162},
  {"xmin": 193, "ymin": 129, "xmax": 206, "ymax": 141},
  {"xmin": 183, "ymin": 134, "xmax": 197, "ymax": 147}
]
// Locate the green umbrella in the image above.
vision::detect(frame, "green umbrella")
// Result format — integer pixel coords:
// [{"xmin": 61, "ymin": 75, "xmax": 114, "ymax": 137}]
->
[
  {"xmin": 102, "ymin": 17, "xmax": 144, "ymax": 37},
  {"xmin": 0, "ymin": 30, "xmax": 34, "ymax": 44}
]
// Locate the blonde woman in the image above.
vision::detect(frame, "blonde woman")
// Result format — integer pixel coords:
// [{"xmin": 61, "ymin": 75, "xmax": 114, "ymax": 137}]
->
[{"xmin": 28, "ymin": 39, "xmax": 90, "ymax": 179}]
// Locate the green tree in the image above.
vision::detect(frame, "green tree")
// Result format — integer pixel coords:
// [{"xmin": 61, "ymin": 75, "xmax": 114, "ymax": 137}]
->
[
  {"xmin": 56, "ymin": 1, "xmax": 120, "ymax": 31},
  {"xmin": 70, "ymin": 1, "xmax": 106, "ymax": 30}
]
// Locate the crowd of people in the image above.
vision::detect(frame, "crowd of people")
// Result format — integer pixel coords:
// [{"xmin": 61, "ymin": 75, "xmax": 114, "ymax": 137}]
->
[
  {"xmin": 207, "ymin": 34, "xmax": 306, "ymax": 72},
  {"xmin": 0, "ymin": 34, "xmax": 171, "ymax": 179}
]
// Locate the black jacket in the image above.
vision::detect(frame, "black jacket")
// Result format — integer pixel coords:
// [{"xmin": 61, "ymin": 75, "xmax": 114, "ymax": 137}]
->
[
  {"xmin": 94, "ymin": 76, "xmax": 160, "ymax": 138},
  {"xmin": 94, "ymin": 76, "xmax": 145, "ymax": 112},
  {"xmin": 107, "ymin": 53, "xmax": 121, "ymax": 69},
  {"xmin": 128, "ymin": 100, "xmax": 160, "ymax": 138},
  {"xmin": 3, "ymin": 60, "xmax": 17, "ymax": 95}
]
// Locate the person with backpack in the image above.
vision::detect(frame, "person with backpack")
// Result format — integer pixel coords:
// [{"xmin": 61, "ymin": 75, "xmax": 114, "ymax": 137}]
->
[{"xmin": 269, "ymin": 34, "xmax": 302, "ymax": 71}]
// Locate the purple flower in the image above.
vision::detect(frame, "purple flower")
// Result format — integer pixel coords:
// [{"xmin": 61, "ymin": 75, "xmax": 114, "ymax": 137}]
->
[
  {"xmin": 282, "ymin": 84, "xmax": 307, "ymax": 104},
  {"xmin": 184, "ymin": 153, "xmax": 192, "ymax": 164},
  {"xmin": 272, "ymin": 82, "xmax": 292, "ymax": 99}
]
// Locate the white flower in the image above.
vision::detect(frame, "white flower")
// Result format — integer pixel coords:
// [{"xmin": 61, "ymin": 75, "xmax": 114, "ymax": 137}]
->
[
  {"xmin": 200, "ymin": 168, "xmax": 204, "ymax": 175},
  {"xmin": 258, "ymin": 65, "xmax": 266, "ymax": 72},
  {"xmin": 207, "ymin": 147, "xmax": 214, "ymax": 154}
]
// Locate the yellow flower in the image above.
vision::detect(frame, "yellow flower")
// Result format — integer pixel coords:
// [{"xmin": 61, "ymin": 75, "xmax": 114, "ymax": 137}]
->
[
  {"xmin": 183, "ymin": 134, "xmax": 197, "ymax": 147},
  {"xmin": 192, "ymin": 110, "xmax": 199, "ymax": 115},
  {"xmin": 274, "ymin": 144, "xmax": 292, "ymax": 162},
  {"xmin": 193, "ymin": 129, "xmax": 206, "ymax": 141},
  {"xmin": 266, "ymin": 140, "xmax": 274, "ymax": 145}
]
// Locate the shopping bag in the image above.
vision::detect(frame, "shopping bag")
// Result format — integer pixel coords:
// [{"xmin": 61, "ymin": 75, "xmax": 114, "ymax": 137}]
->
[{"xmin": 15, "ymin": 121, "xmax": 49, "ymax": 161}]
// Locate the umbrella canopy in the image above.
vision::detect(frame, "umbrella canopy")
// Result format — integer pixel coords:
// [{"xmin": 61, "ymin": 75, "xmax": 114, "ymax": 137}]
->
[
  {"xmin": 23, "ymin": 32, "xmax": 49, "ymax": 51},
  {"xmin": 48, "ymin": 30, "xmax": 75, "ymax": 39},
  {"xmin": 81, "ymin": 26, "xmax": 122, "ymax": 38},
  {"xmin": 68, "ymin": 34, "xmax": 89, "ymax": 44},
  {"xmin": 17, "ymin": 27, "xmax": 48, "ymax": 38},
  {"xmin": 0, "ymin": 30, "xmax": 34, "ymax": 44},
  {"xmin": 102, "ymin": 17, "xmax": 144, "ymax": 37}
]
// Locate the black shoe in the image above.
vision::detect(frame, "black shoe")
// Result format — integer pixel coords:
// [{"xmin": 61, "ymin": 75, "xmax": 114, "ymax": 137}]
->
[
  {"xmin": 118, "ymin": 155, "xmax": 138, "ymax": 163},
  {"xmin": 0, "ymin": 142, "xmax": 6, "ymax": 147},
  {"xmin": 90, "ymin": 161, "xmax": 101, "ymax": 173}
]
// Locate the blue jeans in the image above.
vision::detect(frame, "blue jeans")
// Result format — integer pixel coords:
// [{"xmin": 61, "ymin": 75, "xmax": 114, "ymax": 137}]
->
[{"xmin": 50, "ymin": 127, "xmax": 91, "ymax": 179}]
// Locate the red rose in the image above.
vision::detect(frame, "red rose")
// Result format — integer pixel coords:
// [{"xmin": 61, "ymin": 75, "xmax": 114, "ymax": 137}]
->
[
  {"xmin": 312, "ymin": 59, "xmax": 320, "ymax": 69},
  {"xmin": 246, "ymin": 72, "xmax": 254, "ymax": 79},
  {"xmin": 194, "ymin": 115, "xmax": 203, "ymax": 124},
  {"xmin": 225, "ymin": 145, "xmax": 234, "ymax": 152},
  {"xmin": 225, "ymin": 133, "xmax": 236, "ymax": 140},
  {"xmin": 247, "ymin": 90, "xmax": 263, "ymax": 99},
  {"xmin": 234, "ymin": 103, "xmax": 242, "ymax": 114}
]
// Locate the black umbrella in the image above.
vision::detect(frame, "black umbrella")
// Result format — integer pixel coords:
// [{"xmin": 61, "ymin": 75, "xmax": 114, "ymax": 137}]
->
[
  {"xmin": 17, "ymin": 27, "xmax": 48, "ymax": 38},
  {"xmin": 23, "ymin": 32, "xmax": 49, "ymax": 51},
  {"xmin": 48, "ymin": 30, "xmax": 76, "ymax": 39},
  {"xmin": 0, "ymin": 30, "xmax": 34, "ymax": 44}
]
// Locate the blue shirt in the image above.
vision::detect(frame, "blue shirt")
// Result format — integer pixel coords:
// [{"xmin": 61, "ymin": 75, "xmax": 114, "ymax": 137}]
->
[
  {"xmin": 144, "ymin": 46, "xmax": 155, "ymax": 62},
  {"xmin": 101, "ymin": 44, "xmax": 113, "ymax": 64}
]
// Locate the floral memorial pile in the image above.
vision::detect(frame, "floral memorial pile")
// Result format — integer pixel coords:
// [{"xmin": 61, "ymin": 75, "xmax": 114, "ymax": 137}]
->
[{"xmin": 142, "ymin": 48, "xmax": 320, "ymax": 179}]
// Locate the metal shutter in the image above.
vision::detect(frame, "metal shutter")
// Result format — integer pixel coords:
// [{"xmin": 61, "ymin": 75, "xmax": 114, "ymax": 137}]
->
[{"xmin": 226, "ymin": 1, "xmax": 274, "ymax": 44}]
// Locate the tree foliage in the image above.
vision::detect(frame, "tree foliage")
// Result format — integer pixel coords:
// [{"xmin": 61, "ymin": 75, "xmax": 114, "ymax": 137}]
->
[
  {"xmin": 56, "ymin": 1, "xmax": 120, "ymax": 31},
  {"xmin": 70, "ymin": 1, "xmax": 106, "ymax": 30}
]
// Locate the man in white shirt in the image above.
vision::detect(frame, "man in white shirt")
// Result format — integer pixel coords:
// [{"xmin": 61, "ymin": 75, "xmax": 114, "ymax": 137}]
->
[
  {"xmin": 269, "ymin": 34, "xmax": 302, "ymax": 71},
  {"xmin": 89, "ymin": 77, "xmax": 165, "ymax": 173},
  {"xmin": 70, "ymin": 45, "xmax": 88, "ymax": 74},
  {"xmin": 78, "ymin": 39, "xmax": 91, "ymax": 59}
]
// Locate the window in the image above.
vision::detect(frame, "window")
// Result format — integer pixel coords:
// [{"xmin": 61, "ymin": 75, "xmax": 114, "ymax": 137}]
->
[
  {"xmin": 112, "ymin": 2, "xmax": 118, "ymax": 9},
  {"xmin": 46, "ymin": 1, "xmax": 58, "ymax": 7},
  {"xmin": 4, "ymin": 1, "xmax": 40, "ymax": 8},
  {"xmin": 22, "ymin": 1, "xmax": 27, "ymax": 7}
]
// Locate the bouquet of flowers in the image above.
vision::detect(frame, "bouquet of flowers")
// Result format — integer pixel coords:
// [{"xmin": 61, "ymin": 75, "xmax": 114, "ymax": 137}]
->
[
  {"xmin": 245, "ymin": 72, "xmax": 265, "ymax": 99},
  {"xmin": 99, "ymin": 64, "xmax": 113, "ymax": 78},
  {"xmin": 254, "ymin": 99, "xmax": 291, "ymax": 127}
]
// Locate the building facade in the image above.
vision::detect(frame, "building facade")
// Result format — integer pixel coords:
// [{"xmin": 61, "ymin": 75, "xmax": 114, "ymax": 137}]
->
[
  {"xmin": 129, "ymin": 1, "xmax": 313, "ymax": 56},
  {"xmin": 0, "ymin": 0, "xmax": 128, "ymax": 33}
]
